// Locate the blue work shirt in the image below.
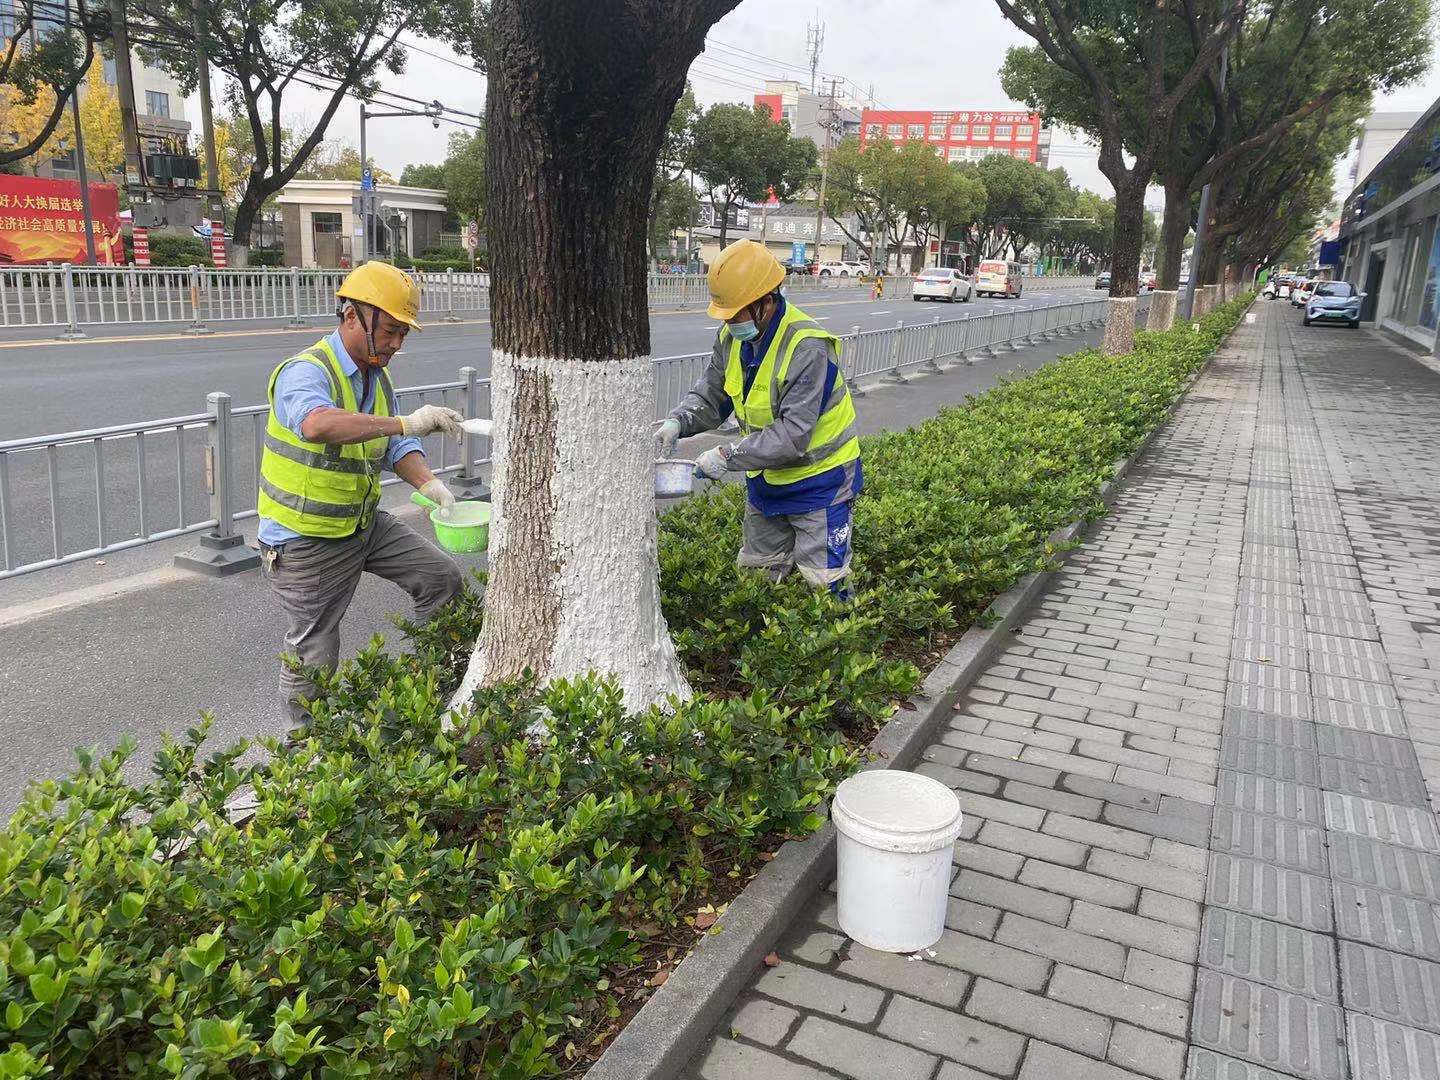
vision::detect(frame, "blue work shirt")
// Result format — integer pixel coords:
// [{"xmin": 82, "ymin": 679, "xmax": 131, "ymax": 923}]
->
[
  {"xmin": 256, "ymin": 329, "xmax": 424, "ymax": 546},
  {"xmin": 737, "ymin": 296, "xmax": 861, "ymax": 516}
]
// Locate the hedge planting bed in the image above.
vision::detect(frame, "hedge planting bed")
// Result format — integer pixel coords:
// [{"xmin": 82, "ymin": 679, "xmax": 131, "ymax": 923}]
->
[{"xmin": 0, "ymin": 297, "xmax": 1250, "ymax": 1079}]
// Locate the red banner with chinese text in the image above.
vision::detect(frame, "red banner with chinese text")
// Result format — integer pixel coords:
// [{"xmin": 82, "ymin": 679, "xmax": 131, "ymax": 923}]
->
[{"xmin": 0, "ymin": 175, "xmax": 123, "ymax": 265}]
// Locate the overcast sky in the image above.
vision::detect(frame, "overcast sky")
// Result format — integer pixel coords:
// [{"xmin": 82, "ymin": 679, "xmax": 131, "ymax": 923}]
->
[{"xmin": 191, "ymin": 0, "xmax": 1440, "ymax": 208}]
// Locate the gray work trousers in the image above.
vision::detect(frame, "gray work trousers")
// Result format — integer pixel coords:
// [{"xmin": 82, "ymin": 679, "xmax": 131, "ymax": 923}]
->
[
  {"xmin": 260, "ymin": 511, "xmax": 465, "ymax": 728},
  {"xmin": 737, "ymin": 498, "xmax": 854, "ymax": 589}
]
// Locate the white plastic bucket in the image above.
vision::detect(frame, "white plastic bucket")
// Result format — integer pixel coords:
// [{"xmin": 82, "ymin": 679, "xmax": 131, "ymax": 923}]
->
[
  {"xmin": 831, "ymin": 770, "xmax": 963, "ymax": 953},
  {"xmin": 654, "ymin": 459, "xmax": 695, "ymax": 498}
]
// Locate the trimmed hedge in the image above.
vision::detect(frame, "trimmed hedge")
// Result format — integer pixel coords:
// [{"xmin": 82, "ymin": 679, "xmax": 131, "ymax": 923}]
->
[
  {"xmin": 392, "ymin": 255, "xmax": 476, "ymax": 273},
  {"xmin": 0, "ymin": 297, "xmax": 1251, "ymax": 1078}
]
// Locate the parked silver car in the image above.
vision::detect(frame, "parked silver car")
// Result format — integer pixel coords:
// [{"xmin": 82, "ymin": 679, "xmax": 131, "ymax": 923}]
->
[{"xmin": 1304, "ymin": 281, "xmax": 1363, "ymax": 328}]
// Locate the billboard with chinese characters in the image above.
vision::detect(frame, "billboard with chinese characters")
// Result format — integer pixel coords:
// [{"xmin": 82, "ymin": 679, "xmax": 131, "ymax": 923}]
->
[{"xmin": 0, "ymin": 175, "xmax": 124, "ymax": 265}]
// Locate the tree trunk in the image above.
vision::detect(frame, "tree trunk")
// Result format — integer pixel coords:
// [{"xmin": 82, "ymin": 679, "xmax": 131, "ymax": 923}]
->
[
  {"xmin": 451, "ymin": 0, "xmax": 727, "ymax": 713},
  {"xmin": 1104, "ymin": 178, "xmax": 1145, "ymax": 355},
  {"xmin": 231, "ymin": 183, "xmax": 264, "ymax": 251},
  {"xmin": 1155, "ymin": 182, "xmax": 1188, "ymax": 291},
  {"xmin": 1147, "ymin": 181, "xmax": 1189, "ymax": 331}
]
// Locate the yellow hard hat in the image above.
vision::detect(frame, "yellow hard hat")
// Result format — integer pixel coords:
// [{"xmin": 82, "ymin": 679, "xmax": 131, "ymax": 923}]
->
[
  {"xmin": 336, "ymin": 261, "xmax": 423, "ymax": 330},
  {"xmin": 707, "ymin": 239, "xmax": 785, "ymax": 319}
]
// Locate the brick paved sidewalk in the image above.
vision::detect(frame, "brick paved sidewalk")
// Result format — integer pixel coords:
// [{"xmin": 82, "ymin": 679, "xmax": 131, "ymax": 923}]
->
[{"xmin": 681, "ymin": 302, "xmax": 1440, "ymax": 1080}]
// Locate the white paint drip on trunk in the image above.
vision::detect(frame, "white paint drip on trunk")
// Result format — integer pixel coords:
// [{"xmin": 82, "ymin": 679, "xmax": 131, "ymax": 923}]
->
[{"xmin": 449, "ymin": 350, "xmax": 693, "ymax": 713}]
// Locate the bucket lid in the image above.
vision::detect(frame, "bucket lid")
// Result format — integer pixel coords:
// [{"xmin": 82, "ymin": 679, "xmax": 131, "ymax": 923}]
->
[{"xmin": 831, "ymin": 770, "xmax": 963, "ymax": 853}]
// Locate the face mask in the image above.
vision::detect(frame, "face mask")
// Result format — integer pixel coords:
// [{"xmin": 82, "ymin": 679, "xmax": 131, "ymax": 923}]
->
[{"xmin": 728, "ymin": 319, "xmax": 761, "ymax": 342}]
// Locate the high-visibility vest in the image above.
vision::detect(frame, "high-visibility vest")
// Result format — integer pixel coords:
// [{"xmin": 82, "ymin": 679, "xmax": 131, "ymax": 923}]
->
[
  {"xmin": 256, "ymin": 338, "xmax": 394, "ymax": 538},
  {"xmin": 721, "ymin": 302, "xmax": 860, "ymax": 486}
]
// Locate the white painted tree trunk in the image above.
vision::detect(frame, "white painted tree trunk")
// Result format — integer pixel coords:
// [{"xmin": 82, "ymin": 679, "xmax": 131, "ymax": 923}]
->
[
  {"xmin": 1102, "ymin": 296, "xmax": 1137, "ymax": 356},
  {"xmin": 449, "ymin": 351, "xmax": 692, "ymax": 713},
  {"xmin": 1147, "ymin": 290, "xmax": 1178, "ymax": 331}
]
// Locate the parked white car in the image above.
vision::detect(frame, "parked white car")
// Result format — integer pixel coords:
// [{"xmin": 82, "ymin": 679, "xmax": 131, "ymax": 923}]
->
[
  {"xmin": 842, "ymin": 261, "xmax": 869, "ymax": 276},
  {"xmin": 912, "ymin": 266, "xmax": 973, "ymax": 303},
  {"xmin": 817, "ymin": 262, "xmax": 853, "ymax": 277}
]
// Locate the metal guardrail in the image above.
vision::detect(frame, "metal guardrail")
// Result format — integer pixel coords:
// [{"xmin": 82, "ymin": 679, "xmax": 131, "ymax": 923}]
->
[
  {"xmin": 0, "ymin": 296, "xmax": 1125, "ymax": 580},
  {"xmin": 0, "ymin": 267, "xmax": 924, "ymax": 335},
  {"xmin": 0, "ymin": 265, "xmax": 494, "ymax": 335},
  {"xmin": 0, "ymin": 266, "xmax": 926, "ymax": 335}
]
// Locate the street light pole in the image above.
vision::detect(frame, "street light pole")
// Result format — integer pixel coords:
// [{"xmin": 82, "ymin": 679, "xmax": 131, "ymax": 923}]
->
[
  {"xmin": 359, "ymin": 102, "xmax": 368, "ymax": 262},
  {"xmin": 1183, "ymin": 45, "xmax": 1228, "ymax": 320},
  {"xmin": 360, "ymin": 101, "xmax": 446, "ymax": 263}
]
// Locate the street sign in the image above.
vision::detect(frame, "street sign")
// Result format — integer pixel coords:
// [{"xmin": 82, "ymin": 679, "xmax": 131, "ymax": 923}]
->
[
  {"xmin": 361, "ymin": 168, "xmax": 374, "ymax": 192},
  {"xmin": 463, "ymin": 221, "xmax": 479, "ymax": 251}
]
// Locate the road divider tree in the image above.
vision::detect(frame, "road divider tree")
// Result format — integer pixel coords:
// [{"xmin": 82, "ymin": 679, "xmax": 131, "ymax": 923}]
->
[{"xmin": 996, "ymin": 0, "xmax": 1243, "ymax": 353}]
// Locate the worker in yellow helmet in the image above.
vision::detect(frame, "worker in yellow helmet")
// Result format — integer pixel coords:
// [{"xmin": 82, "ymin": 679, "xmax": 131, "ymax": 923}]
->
[
  {"xmin": 256, "ymin": 261, "xmax": 467, "ymax": 730},
  {"xmin": 656, "ymin": 239, "xmax": 862, "ymax": 596}
]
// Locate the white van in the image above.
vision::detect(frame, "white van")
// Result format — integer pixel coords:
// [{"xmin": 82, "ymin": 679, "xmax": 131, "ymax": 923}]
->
[{"xmin": 976, "ymin": 259, "xmax": 1022, "ymax": 298}]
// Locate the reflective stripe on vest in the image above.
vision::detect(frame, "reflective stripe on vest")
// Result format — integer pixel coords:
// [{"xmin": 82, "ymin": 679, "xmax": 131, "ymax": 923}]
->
[
  {"xmin": 256, "ymin": 338, "xmax": 394, "ymax": 538},
  {"xmin": 721, "ymin": 303, "xmax": 860, "ymax": 486}
]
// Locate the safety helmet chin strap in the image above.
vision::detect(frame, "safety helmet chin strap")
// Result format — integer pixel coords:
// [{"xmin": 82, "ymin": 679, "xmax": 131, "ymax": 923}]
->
[
  {"xmin": 341, "ymin": 300, "xmax": 381, "ymax": 407},
  {"xmin": 346, "ymin": 300, "xmax": 382, "ymax": 367}
]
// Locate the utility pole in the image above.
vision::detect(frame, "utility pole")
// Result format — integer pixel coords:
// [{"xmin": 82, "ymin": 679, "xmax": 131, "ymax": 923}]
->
[
  {"xmin": 108, "ymin": 0, "xmax": 145, "ymax": 192},
  {"xmin": 63, "ymin": 0, "xmax": 96, "ymax": 264},
  {"xmin": 1183, "ymin": 45, "xmax": 1228, "ymax": 320},
  {"xmin": 193, "ymin": 0, "xmax": 222, "ymax": 224},
  {"xmin": 810, "ymin": 77, "xmax": 838, "ymax": 273}
]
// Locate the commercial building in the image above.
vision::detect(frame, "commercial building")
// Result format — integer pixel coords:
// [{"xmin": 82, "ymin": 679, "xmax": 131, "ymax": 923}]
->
[
  {"xmin": 685, "ymin": 199, "xmax": 856, "ymax": 269},
  {"xmin": 277, "ymin": 180, "xmax": 449, "ymax": 268},
  {"xmin": 1346, "ymin": 112, "xmax": 1424, "ymax": 191},
  {"xmin": 858, "ymin": 109, "xmax": 1048, "ymax": 166},
  {"xmin": 753, "ymin": 80, "xmax": 863, "ymax": 150},
  {"xmin": 1337, "ymin": 100, "xmax": 1440, "ymax": 351}
]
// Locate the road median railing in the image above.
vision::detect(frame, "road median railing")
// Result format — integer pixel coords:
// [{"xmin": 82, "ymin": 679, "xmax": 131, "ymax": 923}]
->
[
  {"xmin": 2, "ymin": 266, "xmax": 925, "ymax": 335},
  {"xmin": 0, "ymin": 295, "xmax": 1128, "ymax": 580}
]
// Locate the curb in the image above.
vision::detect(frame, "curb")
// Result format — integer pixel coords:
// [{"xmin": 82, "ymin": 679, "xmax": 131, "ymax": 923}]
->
[{"xmin": 585, "ymin": 300, "xmax": 1251, "ymax": 1080}]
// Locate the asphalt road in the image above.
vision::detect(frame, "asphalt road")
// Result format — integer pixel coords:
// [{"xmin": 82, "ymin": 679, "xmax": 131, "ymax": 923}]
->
[{"xmin": 1, "ymin": 286, "xmax": 1105, "ymax": 575}]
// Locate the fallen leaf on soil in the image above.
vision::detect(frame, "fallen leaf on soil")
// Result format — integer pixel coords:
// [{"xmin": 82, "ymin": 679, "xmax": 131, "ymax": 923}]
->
[
  {"xmin": 695, "ymin": 911, "xmax": 719, "ymax": 930},
  {"xmin": 758, "ymin": 851, "xmax": 776, "ymax": 862},
  {"xmin": 762, "ymin": 952, "xmax": 781, "ymax": 968},
  {"xmin": 648, "ymin": 970, "xmax": 670, "ymax": 988},
  {"xmin": 898, "ymin": 701, "xmax": 917, "ymax": 712}
]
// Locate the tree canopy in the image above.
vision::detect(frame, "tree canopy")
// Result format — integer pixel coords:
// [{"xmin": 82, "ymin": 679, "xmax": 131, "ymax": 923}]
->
[
  {"xmin": 690, "ymin": 102, "xmax": 816, "ymax": 247},
  {"xmin": 0, "ymin": 0, "xmax": 108, "ymax": 166},
  {"xmin": 133, "ymin": 0, "xmax": 474, "ymax": 254}
]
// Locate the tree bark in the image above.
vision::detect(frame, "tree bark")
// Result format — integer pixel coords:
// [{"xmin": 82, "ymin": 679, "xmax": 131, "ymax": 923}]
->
[
  {"xmin": 1104, "ymin": 177, "xmax": 1145, "ymax": 354},
  {"xmin": 451, "ymin": 0, "xmax": 733, "ymax": 713},
  {"xmin": 1155, "ymin": 181, "xmax": 1189, "ymax": 291}
]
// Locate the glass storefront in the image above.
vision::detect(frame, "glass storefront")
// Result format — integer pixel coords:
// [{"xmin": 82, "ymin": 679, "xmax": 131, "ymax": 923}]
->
[{"xmin": 1418, "ymin": 222, "xmax": 1440, "ymax": 331}]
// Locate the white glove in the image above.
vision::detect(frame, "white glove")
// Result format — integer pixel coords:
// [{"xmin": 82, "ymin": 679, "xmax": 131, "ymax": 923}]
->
[
  {"xmin": 419, "ymin": 478, "xmax": 457, "ymax": 517},
  {"xmin": 693, "ymin": 445, "xmax": 732, "ymax": 480},
  {"xmin": 654, "ymin": 417, "xmax": 682, "ymax": 458},
  {"xmin": 400, "ymin": 404, "xmax": 464, "ymax": 440}
]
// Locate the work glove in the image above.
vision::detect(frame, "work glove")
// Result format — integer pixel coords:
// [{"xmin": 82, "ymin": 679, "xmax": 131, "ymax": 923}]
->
[
  {"xmin": 400, "ymin": 404, "xmax": 465, "ymax": 440},
  {"xmin": 693, "ymin": 444, "xmax": 732, "ymax": 481},
  {"xmin": 419, "ymin": 477, "xmax": 457, "ymax": 518},
  {"xmin": 654, "ymin": 417, "xmax": 682, "ymax": 458}
]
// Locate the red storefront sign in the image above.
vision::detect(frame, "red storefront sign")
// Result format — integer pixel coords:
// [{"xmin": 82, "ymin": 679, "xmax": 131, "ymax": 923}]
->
[{"xmin": 0, "ymin": 175, "xmax": 123, "ymax": 265}]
